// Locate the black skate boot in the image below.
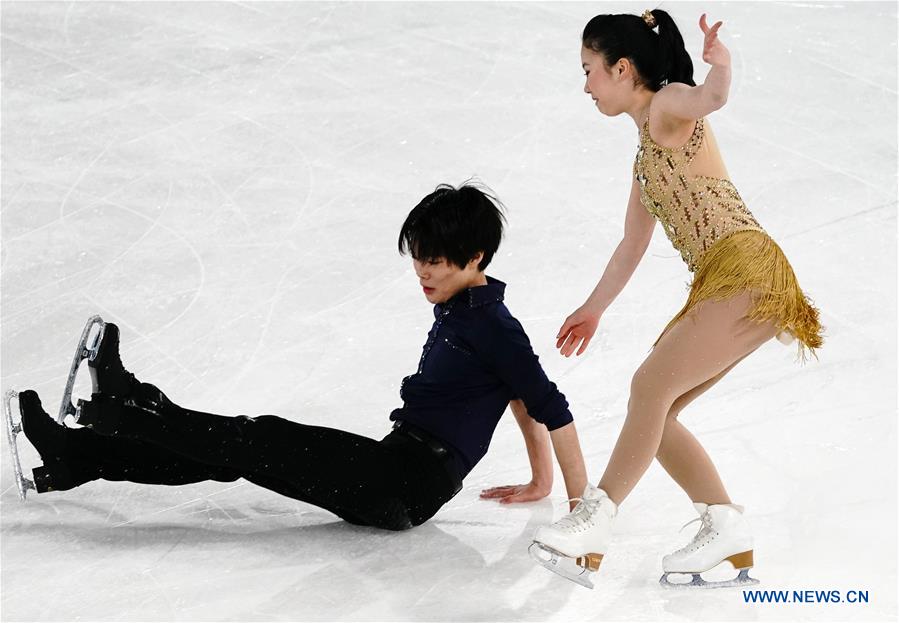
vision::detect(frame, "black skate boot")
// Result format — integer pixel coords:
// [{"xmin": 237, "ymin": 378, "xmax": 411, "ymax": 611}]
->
[
  {"xmin": 76, "ymin": 382, "xmax": 176, "ymax": 438},
  {"xmin": 88, "ymin": 323, "xmax": 137, "ymax": 399},
  {"xmin": 20, "ymin": 390, "xmax": 66, "ymax": 458},
  {"xmin": 58, "ymin": 316, "xmax": 139, "ymax": 424},
  {"xmin": 17, "ymin": 390, "xmax": 81, "ymax": 493}
]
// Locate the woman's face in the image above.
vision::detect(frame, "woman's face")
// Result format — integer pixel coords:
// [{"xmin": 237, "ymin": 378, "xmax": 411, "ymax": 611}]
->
[
  {"xmin": 413, "ymin": 255, "xmax": 483, "ymax": 304},
  {"xmin": 581, "ymin": 47, "xmax": 625, "ymax": 116}
]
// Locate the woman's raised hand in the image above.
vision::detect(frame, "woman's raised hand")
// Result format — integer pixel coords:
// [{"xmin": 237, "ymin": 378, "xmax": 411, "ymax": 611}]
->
[
  {"xmin": 700, "ymin": 13, "xmax": 730, "ymax": 67},
  {"xmin": 556, "ymin": 305, "xmax": 601, "ymax": 357}
]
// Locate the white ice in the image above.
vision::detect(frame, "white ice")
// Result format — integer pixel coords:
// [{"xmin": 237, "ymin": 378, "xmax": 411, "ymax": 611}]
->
[{"xmin": 1, "ymin": 2, "xmax": 896, "ymax": 621}]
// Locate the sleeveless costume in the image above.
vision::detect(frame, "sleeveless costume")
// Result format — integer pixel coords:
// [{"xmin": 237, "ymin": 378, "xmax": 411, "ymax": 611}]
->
[{"xmin": 633, "ymin": 116, "xmax": 823, "ymax": 359}]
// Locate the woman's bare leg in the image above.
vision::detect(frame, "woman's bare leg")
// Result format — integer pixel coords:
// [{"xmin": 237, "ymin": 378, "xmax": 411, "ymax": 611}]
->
[
  {"xmin": 598, "ymin": 292, "xmax": 778, "ymax": 504},
  {"xmin": 655, "ymin": 353, "xmax": 753, "ymax": 505}
]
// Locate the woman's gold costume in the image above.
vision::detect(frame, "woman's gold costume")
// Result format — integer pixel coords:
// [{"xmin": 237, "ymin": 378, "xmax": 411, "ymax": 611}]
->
[{"xmin": 634, "ymin": 116, "xmax": 823, "ymax": 358}]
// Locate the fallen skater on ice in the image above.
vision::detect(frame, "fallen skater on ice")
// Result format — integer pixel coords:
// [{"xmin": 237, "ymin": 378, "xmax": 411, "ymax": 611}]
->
[{"xmin": 5, "ymin": 183, "xmax": 589, "ymax": 534}]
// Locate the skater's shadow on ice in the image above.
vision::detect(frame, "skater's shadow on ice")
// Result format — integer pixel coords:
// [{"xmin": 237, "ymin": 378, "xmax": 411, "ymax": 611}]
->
[
  {"xmin": 11, "ymin": 497, "xmax": 578, "ymax": 617},
  {"xmin": 245, "ymin": 503, "xmax": 580, "ymax": 618}
]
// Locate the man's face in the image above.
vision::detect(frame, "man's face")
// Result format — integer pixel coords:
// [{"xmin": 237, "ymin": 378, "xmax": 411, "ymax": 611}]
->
[{"xmin": 413, "ymin": 256, "xmax": 483, "ymax": 304}]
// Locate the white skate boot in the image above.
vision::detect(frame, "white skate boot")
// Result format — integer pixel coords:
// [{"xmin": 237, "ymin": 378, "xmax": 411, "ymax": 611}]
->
[
  {"xmin": 528, "ymin": 484, "xmax": 617, "ymax": 589},
  {"xmin": 660, "ymin": 502, "xmax": 759, "ymax": 588}
]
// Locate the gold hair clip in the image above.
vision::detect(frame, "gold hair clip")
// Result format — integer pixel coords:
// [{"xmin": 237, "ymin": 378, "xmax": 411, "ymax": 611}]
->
[{"xmin": 642, "ymin": 9, "xmax": 657, "ymax": 29}]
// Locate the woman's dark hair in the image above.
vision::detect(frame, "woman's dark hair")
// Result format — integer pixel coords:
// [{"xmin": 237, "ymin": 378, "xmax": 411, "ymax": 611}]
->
[
  {"xmin": 398, "ymin": 182, "xmax": 505, "ymax": 271},
  {"xmin": 582, "ymin": 9, "xmax": 695, "ymax": 91}
]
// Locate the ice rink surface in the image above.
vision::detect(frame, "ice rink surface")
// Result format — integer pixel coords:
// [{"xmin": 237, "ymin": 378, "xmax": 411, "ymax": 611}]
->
[{"xmin": 1, "ymin": 1, "xmax": 896, "ymax": 621}]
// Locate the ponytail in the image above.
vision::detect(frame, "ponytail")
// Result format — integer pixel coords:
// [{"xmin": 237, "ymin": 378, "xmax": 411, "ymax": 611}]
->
[
  {"xmin": 650, "ymin": 10, "xmax": 696, "ymax": 87},
  {"xmin": 582, "ymin": 9, "xmax": 695, "ymax": 91}
]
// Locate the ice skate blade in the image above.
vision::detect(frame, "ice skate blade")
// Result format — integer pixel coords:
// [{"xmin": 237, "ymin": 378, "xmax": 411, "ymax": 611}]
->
[
  {"xmin": 659, "ymin": 568, "xmax": 759, "ymax": 589},
  {"xmin": 4, "ymin": 390, "xmax": 36, "ymax": 501},
  {"xmin": 528, "ymin": 542, "xmax": 599, "ymax": 589},
  {"xmin": 58, "ymin": 315, "xmax": 105, "ymax": 424}
]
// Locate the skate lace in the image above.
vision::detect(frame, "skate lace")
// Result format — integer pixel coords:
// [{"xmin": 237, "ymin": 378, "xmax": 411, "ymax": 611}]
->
[
  {"xmin": 674, "ymin": 512, "xmax": 714, "ymax": 553},
  {"xmin": 552, "ymin": 496, "xmax": 601, "ymax": 531}
]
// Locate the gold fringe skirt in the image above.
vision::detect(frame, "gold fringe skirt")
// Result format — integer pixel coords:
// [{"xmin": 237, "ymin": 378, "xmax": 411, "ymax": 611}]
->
[{"xmin": 655, "ymin": 230, "xmax": 824, "ymax": 361}]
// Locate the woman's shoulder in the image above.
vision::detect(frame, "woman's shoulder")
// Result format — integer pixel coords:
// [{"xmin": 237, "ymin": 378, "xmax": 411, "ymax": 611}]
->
[
  {"xmin": 647, "ymin": 90, "xmax": 704, "ymax": 150},
  {"xmin": 650, "ymin": 82, "xmax": 699, "ymax": 114}
]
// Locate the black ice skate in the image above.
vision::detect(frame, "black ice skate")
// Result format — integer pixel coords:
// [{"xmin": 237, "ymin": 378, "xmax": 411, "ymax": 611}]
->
[
  {"xmin": 76, "ymin": 382, "xmax": 174, "ymax": 438},
  {"xmin": 58, "ymin": 316, "xmax": 136, "ymax": 424},
  {"xmin": 4, "ymin": 390, "xmax": 79, "ymax": 500}
]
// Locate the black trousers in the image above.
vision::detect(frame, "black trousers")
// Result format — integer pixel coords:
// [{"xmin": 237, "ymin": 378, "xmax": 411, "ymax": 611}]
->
[{"xmin": 58, "ymin": 402, "xmax": 461, "ymax": 531}]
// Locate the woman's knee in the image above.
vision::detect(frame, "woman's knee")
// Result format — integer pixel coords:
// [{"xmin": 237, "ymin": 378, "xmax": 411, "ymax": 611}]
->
[
  {"xmin": 665, "ymin": 399, "xmax": 685, "ymax": 422},
  {"xmin": 629, "ymin": 367, "xmax": 678, "ymax": 414}
]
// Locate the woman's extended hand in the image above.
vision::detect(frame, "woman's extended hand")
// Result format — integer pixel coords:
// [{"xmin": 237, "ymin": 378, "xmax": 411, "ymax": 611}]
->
[
  {"xmin": 480, "ymin": 481, "xmax": 552, "ymax": 504},
  {"xmin": 700, "ymin": 13, "xmax": 730, "ymax": 67},
  {"xmin": 556, "ymin": 305, "xmax": 601, "ymax": 357}
]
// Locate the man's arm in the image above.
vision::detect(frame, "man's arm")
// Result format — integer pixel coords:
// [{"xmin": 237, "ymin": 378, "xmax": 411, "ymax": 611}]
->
[
  {"xmin": 480, "ymin": 399, "xmax": 553, "ymax": 503},
  {"xmin": 480, "ymin": 404, "xmax": 588, "ymax": 509},
  {"xmin": 549, "ymin": 421, "xmax": 588, "ymax": 510},
  {"xmin": 472, "ymin": 308, "xmax": 586, "ymax": 506},
  {"xmin": 510, "ymin": 399, "xmax": 553, "ymax": 491}
]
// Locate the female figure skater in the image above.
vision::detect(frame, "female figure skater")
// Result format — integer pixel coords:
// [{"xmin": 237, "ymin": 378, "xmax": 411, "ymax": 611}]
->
[{"xmin": 530, "ymin": 10, "xmax": 823, "ymax": 588}]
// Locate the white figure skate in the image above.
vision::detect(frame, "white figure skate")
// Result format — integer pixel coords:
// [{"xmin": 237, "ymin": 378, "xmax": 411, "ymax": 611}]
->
[
  {"xmin": 57, "ymin": 315, "xmax": 106, "ymax": 424},
  {"xmin": 4, "ymin": 390, "xmax": 35, "ymax": 501},
  {"xmin": 528, "ymin": 484, "xmax": 617, "ymax": 589},
  {"xmin": 660, "ymin": 502, "xmax": 759, "ymax": 588}
]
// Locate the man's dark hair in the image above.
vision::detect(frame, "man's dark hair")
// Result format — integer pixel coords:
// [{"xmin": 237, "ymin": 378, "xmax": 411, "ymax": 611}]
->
[{"xmin": 398, "ymin": 183, "xmax": 506, "ymax": 271}]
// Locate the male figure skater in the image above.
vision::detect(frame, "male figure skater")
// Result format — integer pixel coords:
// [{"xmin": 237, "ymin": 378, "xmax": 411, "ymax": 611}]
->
[{"xmin": 9, "ymin": 183, "xmax": 587, "ymax": 530}]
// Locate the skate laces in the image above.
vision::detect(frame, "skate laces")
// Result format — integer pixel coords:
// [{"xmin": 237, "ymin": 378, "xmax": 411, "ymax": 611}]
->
[
  {"xmin": 552, "ymin": 496, "xmax": 602, "ymax": 531},
  {"xmin": 675, "ymin": 511, "xmax": 714, "ymax": 552}
]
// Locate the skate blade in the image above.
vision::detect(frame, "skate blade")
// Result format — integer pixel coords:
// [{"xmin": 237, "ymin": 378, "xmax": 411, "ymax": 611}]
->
[
  {"xmin": 3, "ymin": 390, "xmax": 36, "ymax": 501},
  {"xmin": 528, "ymin": 542, "xmax": 597, "ymax": 589},
  {"xmin": 660, "ymin": 568, "xmax": 759, "ymax": 589},
  {"xmin": 58, "ymin": 315, "xmax": 105, "ymax": 424}
]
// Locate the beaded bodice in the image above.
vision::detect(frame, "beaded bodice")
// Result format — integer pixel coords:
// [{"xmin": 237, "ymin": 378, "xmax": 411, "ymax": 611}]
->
[{"xmin": 634, "ymin": 117, "xmax": 764, "ymax": 272}]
